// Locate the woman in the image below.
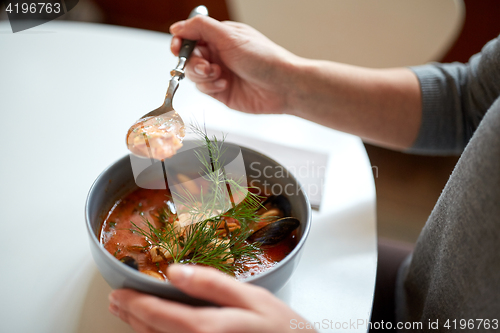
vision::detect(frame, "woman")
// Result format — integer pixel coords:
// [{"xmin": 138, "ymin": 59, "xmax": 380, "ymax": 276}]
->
[{"xmin": 109, "ymin": 16, "xmax": 500, "ymax": 332}]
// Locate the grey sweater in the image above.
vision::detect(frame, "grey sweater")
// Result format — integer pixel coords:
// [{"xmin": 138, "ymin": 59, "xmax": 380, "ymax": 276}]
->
[{"xmin": 396, "ymin": 36, "xmax": 500, "ymax": 331}]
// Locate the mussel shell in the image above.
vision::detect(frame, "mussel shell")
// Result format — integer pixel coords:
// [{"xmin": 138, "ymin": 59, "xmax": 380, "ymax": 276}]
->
[
  {"xmin": 248, "ymin": 217, "xmax": 300, "ymax": 246},
  {"xmin": 261, "ymin": 195, "xmax": 292, "ymax": 217},
  {"xmin": 120, "ymin": 256, "xmax": 139, "ymax": 270}
]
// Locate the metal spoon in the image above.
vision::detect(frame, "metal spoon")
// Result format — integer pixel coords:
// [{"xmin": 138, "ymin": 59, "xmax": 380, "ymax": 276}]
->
[{"xmin": 126, "ymin": 5, "xmax": 209, "ymax": 161}]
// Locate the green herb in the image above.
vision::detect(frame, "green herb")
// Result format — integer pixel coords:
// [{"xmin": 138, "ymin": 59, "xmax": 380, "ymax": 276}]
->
[
  {"xmin": 109, "ymin": 222, "xmax": 116, "ymax": 228},
  {"xmin": 157, "ymin": 208, "xmax": 169, "ymax": 223},
  {"xmin": 175, "ymin": 124, "xmax": 262, "ymax": 220},
  {"xmin": 130, "ymin": 126, "xmax": 263, "ymax": 274},
  {"xmin": 132, "ymin": 212, "xmax": 260, "ymax": 274}
]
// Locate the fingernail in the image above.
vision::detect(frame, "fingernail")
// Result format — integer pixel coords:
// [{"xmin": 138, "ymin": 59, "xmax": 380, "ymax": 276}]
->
[
  {"xmin": 109, "ymin": 303, "xmax": 120, "ymax": 317},
  {"xmin": 207, "ymin": 66, "xmax": 216, "ymax": 77},
  {"xmin": 214, "ymin": 79, "xmax": 227, "ymax": 88},
  {"xmin": 170, "ymin": 21, "xmax": 183, "ymax": 34},
  {"xmin": 194, "ymin": 64, "xmax": 206, "ymax": 76},
  {"xmin": 167, "ymin": 264, "xmax": 194, "ymax": 286},
  {"xmin": 171, "ymin": 37, "xmax": 180, "ymax": 48},
  {"xmin": 108, "ymin": 292, "xmax": 119, "ymax": 306}
]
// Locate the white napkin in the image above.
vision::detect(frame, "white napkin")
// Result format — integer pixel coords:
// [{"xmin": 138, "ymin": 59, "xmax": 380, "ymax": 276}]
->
[{"xmin": 197, "ymin": 129, "xmax": 329, "ymax": 210}]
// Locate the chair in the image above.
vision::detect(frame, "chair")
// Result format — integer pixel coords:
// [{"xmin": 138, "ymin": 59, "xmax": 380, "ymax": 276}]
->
[{"xmin": 227, "ymin": 0, "xmax": 464, "ymax": 67}]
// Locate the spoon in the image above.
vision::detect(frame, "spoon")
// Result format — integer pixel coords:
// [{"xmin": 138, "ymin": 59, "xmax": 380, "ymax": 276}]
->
[{"xmin": 126, "ymin": 5, "xmax": 209, "ymax": 161}]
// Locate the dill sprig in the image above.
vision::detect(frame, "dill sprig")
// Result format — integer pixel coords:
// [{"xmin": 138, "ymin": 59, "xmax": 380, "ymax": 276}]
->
[
  {"xmin": 131, "ymin": 126, "xmax": 264, "ymax": 274},
  {"xmin": 131, "ymin": 193, "xmax": 262, "ymax": 274}
]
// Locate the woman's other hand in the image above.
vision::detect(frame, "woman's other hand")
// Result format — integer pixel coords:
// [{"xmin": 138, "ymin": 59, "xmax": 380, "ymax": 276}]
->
[{"xmin": 109, "ymin": 264, "xmax": 315, "ymax": 333}]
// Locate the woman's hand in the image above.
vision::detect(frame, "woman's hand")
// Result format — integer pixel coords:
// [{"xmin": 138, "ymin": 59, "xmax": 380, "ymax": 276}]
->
[
  {"xmin": 109, "ymin": 264, "xmax": 315, "ymax": 333},
  {"xmin": 170, "ymin": 16, "xmax": 301, "ymax": 115},
  {"xmin": 170, "ymin": 16, "xmax": 422, "ymax": 150}
]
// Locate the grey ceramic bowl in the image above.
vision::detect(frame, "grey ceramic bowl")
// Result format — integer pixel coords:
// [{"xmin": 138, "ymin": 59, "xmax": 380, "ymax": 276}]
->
[{"xmin": 85, "ymin": 140, "xmax": 311, "ymax": 305}]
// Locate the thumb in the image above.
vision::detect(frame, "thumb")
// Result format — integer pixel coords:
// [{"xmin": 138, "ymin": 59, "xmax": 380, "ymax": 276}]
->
[{"xmin": 166, "ymin": 264, "xmax": 273, "ymax": 310}]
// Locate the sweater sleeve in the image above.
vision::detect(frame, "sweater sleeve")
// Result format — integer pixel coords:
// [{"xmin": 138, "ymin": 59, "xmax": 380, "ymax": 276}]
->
[{"xmin": 407, "ymin": 34, "xmax": 500, "ymax": 155}]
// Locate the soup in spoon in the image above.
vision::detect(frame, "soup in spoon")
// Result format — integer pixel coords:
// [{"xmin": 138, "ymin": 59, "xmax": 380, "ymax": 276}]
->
[{"xmin": 126, "ymin": 111, "xmax": 185, "ymax": 161}]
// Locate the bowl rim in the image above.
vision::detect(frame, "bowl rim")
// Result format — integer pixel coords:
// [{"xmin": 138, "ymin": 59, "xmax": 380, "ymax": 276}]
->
[{"xmin": 85, "ymin": 141, "xmax": 312, "ymax": 287}]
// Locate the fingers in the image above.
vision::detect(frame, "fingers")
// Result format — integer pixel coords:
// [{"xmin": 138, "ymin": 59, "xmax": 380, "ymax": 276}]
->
[
  {"xmin": 108, "ymin": 268, "xmax": 303, "ymax": 333},
  {"xmin": 166, "ymin": 264, "xmax": 273, "ymax": 310},
  {"xmin": 170, "ymin": 35, "xmax": 226, "ymax": 94},
  {"xmin": 110, "ymin": 289, "xmax": 267, "ymax": 333},
  {"xmin": 123, "ymin": 312, "xmax": 162, "ymax": 333},
  {"xmin": 169, "ymin": 16, "xmax": 231, "ymax": 48},
  {"xmin": 170, "ymin": 35, "xmax": 181, "ymax": 56},
  {"xmin": 186, "ymin": 57, "xmax": 227, "ymax": 94},
  {"xmin": 187, "ymin": 58, "xmax": 222, "ymax": 82},
  {"xmin": 172, "ymin": 40, "xmax": 220, "ymax": 82},
  {"xmin": 110, "ymin": 289, "xmax": 204, "ymax": 333},
  {"xmin": 195, "ymin": 80, "xmax": 228, "ymax": 95},
  {"xmin": 169, "ymin": 17, "xmax": 241, "ymax": 98}
]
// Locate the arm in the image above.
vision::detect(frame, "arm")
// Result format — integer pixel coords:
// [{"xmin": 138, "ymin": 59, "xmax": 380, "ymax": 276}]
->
[
  {"xmin": 408, "ymin": 35, "xmax": 500, "ymax": 154},
  {"xmin": 169, "ymin": 16, "xmax": 422, "ymax": 151},
  {"xmin": 286, "ymin": 60, "xmax": 422, "ymax": 150}
]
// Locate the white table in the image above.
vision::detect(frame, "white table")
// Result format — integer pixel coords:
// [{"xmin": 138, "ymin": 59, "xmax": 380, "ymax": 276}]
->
[{"xmin": 0, "ymin": 21, "xmax": 377, "ymax": 333}]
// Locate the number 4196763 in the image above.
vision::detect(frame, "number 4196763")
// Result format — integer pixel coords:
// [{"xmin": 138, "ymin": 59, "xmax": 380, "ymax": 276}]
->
[
  {"xmin": 5, "ymin": 2, "xmax": 61, "ymax": 14},
  {"xmin": 444, "ymin": 319, "xmax": 498, "ymax": 330}
]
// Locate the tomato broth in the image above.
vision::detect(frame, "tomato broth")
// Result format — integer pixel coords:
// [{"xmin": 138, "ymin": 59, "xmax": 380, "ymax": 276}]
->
[{"xmin": 100, "ymin": 187, "xmax": 298, "ymax": 281}]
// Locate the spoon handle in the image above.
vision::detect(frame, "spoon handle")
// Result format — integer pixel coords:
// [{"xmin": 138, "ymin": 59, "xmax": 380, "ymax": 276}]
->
[
  {"xmin": 178, "ymin": 6, "xmax": 209, "ymax": 60},
  {"xmin": 166, "ymin": 6, "xmax": 209, "ymax": 105}
]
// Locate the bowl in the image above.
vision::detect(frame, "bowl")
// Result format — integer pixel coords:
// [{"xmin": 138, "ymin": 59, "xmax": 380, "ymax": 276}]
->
[{"xmin": 85, "ymin": 140, "xmax": 311, "ymax": 305}]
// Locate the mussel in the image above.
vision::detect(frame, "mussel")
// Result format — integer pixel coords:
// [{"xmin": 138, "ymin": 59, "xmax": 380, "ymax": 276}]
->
[
  {"xmin": 120, "ymin": 256, "xmax": 139, "ymax": 270},
  {"xmin": 247, "ymin": 217, "xmax": 300, "ymax": 245},
  {"xmin": 249, "ymin": 195, "xmax": 300, "ymax": 245},
  {"xmin": 259, "ymin": 195, "xmax": 292, "ymax": 217}
]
